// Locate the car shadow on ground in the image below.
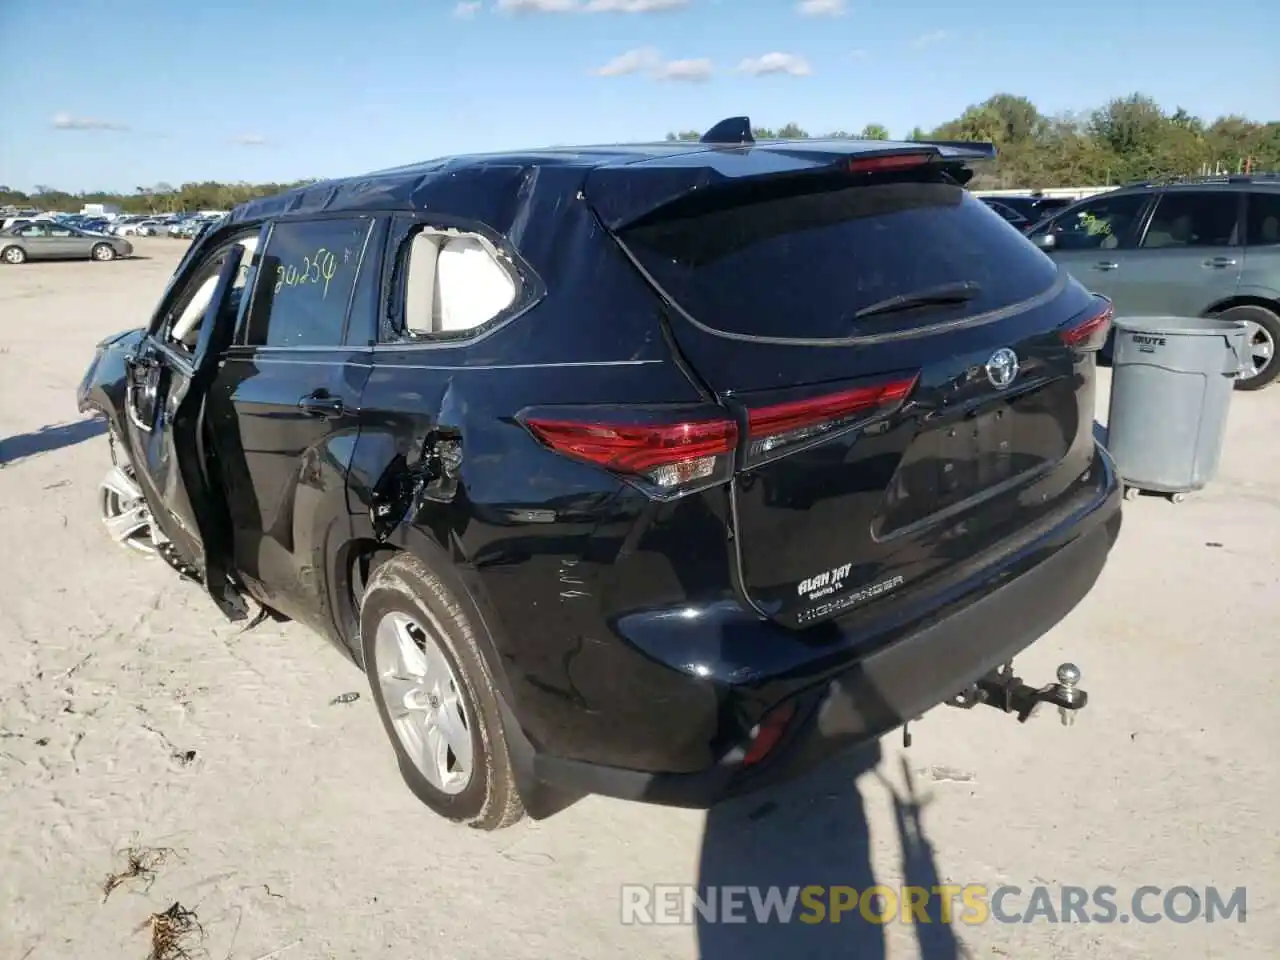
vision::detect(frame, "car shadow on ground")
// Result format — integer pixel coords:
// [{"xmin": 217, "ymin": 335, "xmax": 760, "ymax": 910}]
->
[
  {"xmin": 0, "ymin": 417, "xmax": 106, "ymax": 466},
  {"xmin": 697, "ymin": 745, "xmax": 962, "ymax": 960}
]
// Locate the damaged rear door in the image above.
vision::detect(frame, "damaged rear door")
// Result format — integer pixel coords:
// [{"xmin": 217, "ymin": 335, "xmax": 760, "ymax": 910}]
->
[
  {"xmin": 121, "ymin": 226, "xmax": 264, "ymax": 620},
  {"xmin": 202, "ymin": 214, "xmax": 381, "ymax": 631}
]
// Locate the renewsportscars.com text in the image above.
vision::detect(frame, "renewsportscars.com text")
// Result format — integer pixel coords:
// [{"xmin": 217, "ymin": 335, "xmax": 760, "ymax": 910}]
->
[{"xmin": 620, "ymin": 884, "xmax": 1247, "ymax": 926}]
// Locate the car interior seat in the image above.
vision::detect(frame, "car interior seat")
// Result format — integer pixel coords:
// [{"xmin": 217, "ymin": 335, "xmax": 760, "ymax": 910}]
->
[
  {"xmin": 1260, "ymin": 215, "xmax": 1279, "ymax": 245},
  {"xmin": 170, "ymin": 235, "xmax": 259, "ymax": 348},
  {"xmin": 405, "ymin": 232, "xmax": 516, "ymax": 335}
]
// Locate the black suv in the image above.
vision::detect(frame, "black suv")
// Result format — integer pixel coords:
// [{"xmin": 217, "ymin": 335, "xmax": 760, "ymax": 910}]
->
[
  {"xmin": 78, "ymin": 119, "xmax": 1122, "ymax": 830},
  {"xmin": 1027, "ymin": 175, "xmax": 1280, "ymax": 390}
]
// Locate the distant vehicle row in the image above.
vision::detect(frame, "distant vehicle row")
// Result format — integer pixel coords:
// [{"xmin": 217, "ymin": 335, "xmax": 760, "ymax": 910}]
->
[{"xmin": 0, "ymin": 211, "xmax": 222, "ymax": 240}]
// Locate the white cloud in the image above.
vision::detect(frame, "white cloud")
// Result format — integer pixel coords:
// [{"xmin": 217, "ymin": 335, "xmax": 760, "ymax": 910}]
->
[
  {"xmin": 910, "ymin": 29, "xmax": 949, "ymax": 48},
  {"xmin": 584, "ymin": 0, "xmax": 688, "ymax": 9},
  {"xmin": 736, "ymin": 52, "xmax": 812, "ymax": 76},
  {"xmin": 653, "ymin": 57, "xmax": 713, "ymax": 81},
  {"xmin": 797, "ymin": 0, "xmax": 846, "ymax": 15},
  {"xmin": 231, "ymin": 134, "xmax": 270, "ymax": 147},
  {"xmin": 496, "ymin": 0, "xmax": 576, "ymax": 11},
  {"xmin": 497, "ymin": 0, "xmax": 687, "ymax": 10},
  {"xmin": 849, "ymin": 48, "xmax": 867, "ymax": 59},
  {"xmin": 595, "ymin": 47, "xmax": 662, "ymax": 75},
  {"xmin": 594, "ymin": 47, "xmax": 713, "ymax": 80},
  {"xmin": 453, "ymin": 1, "xmax": 481, "ymax": 17},
  {"xmin": 51, "ymin": 112, "xmax": 129, "ymax": 132}
]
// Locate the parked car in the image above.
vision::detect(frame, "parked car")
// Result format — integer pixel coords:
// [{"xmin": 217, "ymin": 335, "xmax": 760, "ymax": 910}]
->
[
  {"xmin": 1027, "ymin": 175, "xmax": 1280, "ymax": 390},
  {"xmin": 77, "ymin": 122, "xmax": 1122, "ymax": 830},
  {"xmin": 1, "ymin": 221, "xmax": 133, "ymax": 264},
  {"xmin": 109, "ymin": 216, "xmax": 150, "ymax": 236}
]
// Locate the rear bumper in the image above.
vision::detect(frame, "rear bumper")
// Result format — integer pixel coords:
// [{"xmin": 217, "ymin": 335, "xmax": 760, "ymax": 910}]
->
[{"xmin": 518, "ymin": 446, "xmax": 1122, "ymax": 810}]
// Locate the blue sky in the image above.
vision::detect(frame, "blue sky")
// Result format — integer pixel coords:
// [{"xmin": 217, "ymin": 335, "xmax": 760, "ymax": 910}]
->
[{"xmin": 2, "ymin": 0, "xmax": 1276, "ymax": 193}]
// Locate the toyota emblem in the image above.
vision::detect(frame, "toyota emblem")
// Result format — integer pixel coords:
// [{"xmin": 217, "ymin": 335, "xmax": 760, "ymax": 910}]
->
[{"xmin": 985, "ymin": 348, "xmax": 1019, "ymax": 390}]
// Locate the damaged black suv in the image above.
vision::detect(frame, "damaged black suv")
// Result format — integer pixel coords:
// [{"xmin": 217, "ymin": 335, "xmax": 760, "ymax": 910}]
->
[{"xmin": 78, "ymin": 118, "xmax": 1122, "ymax": 830}]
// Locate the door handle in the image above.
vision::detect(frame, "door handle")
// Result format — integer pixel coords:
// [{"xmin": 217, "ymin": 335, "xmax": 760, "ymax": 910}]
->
[
  {"xmin": 298, "ymin": 393, "xmax": 344, "ymax": 419},
  {"xmin": 1203, "ymin": 256, "xmax": 1237, "ymax": 268},
  {"xmin": 1092, "ymin": 261, "xmax": 1119, "ymax": 271}
]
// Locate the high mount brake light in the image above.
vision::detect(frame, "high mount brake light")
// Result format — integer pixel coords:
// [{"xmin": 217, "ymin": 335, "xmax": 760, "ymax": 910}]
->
[
  {"xmin": 846, "ymin": 153, "xmax": 933, "ymax": 175},
  {"xmin": 744, "ymin": 375, "xmax": 918, "ymax": 466},
  {"xmin": 1061, "ymin": 299, "xmax": 1114, "ymax": 351},
  {"xmin": 522, "ymin": 413, "xmax": 739, "ymax": 499}
]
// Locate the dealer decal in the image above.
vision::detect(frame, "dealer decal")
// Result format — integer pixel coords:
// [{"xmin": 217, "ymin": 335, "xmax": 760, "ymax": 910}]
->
[{"xmin": 798, "ymin": 563, "xmax": 854, "ymax": 601}]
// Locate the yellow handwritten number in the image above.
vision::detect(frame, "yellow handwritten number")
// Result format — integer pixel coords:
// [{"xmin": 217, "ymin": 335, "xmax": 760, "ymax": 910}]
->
[{"xmin": 273, "ymin": 246, "xmax": 341, "ymax": 298}]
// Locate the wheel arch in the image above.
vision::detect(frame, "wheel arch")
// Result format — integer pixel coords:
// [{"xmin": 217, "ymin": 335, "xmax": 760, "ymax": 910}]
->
[
  {"xmin": 333, "ymin": 524, "xmax": 551, "ymax": 809},
  {"xmin": 331, "ymin": 526, "xmax": 518, "ymax": 710},
  {"xmin": 1203, "ymin": 293, "xmax": 1280, "ymax": 317}
]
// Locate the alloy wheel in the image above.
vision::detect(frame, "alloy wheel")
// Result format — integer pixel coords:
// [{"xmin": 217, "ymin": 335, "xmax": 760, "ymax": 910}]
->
[{"xmin": 373, "ymin": 610, "xmax": 474, "ymax": 795}]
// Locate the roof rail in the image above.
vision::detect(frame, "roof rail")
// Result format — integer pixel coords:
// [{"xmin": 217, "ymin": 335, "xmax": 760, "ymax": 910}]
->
[
  {"xmin": 700, "ymin": 116, "xmax": 754, "ymax": 145},
  {"xmin": 1121, "ymin": 171, "xmax": 1280, "ymax": 188}
]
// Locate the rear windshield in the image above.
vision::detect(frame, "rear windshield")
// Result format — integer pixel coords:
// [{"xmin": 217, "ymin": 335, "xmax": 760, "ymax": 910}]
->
[{"xmin": 618, "ymin": 174, "xmax": 1060, "ymax": 340}]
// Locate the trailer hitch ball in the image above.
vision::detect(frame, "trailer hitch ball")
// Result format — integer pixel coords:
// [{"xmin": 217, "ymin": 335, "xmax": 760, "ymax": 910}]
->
[{"xmin": 1055, "ymin": 662, "xmax": 1081, "ymax": 727}]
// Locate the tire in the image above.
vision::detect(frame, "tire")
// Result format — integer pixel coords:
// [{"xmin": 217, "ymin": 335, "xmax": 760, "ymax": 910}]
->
[
  {"xmin": 359, "ymin": 552, "xmax": 524, "ymax": 830},
  {"xmin": 1219, "ymin": 304, "xmax": 1280, "ymax": 391},
  {"xmin": 91, "ymin": 243, "xmax": 116, "ymax": 262},
  {"xmin": 2, "ymin": 245, "xmax": 26, "ymax": 265}
]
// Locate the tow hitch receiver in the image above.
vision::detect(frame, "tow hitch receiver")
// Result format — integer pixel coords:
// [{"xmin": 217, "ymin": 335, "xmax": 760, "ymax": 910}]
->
[{"xmin": 947, "ymin": 662, "xmax": 1087, "ymax": 726}]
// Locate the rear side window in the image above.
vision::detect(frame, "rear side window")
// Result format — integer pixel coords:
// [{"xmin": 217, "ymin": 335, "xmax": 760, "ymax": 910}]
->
[
  {"xmin": 1246, "ymin": 192, "xmax": 1280, "ymax": 247},
  {"xmin": 1140, "ymin": 191, "xmax": 1240, "ymax": 248},
  {"xmin": 245, "ymin": 217, "xmax": 372, "ymax": 348},
  {"xmin": 618, "ymin": 176, "xmax": 1060, "ymax": 340}
]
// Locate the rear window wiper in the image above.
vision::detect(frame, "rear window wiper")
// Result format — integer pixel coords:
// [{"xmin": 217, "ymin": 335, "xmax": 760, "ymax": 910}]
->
[{"xmin": 852, "ymin": 281, "xmax": 980, "ymax": 320}]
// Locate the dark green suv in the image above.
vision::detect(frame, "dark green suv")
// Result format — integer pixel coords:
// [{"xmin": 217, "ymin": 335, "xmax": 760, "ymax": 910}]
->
[{"xmin": 1028, "ymin": 176, "xmax": 1280, "ymax": 390}]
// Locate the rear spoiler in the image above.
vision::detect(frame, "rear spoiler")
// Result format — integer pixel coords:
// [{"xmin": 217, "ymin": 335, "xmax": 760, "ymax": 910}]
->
[
  {"xmin": 909, "ymin": 139, "xmax": 998, "ymax": 162},
  {"xmin": 587, "ymin": 126, "xmax": 999, "ymax": 230}
]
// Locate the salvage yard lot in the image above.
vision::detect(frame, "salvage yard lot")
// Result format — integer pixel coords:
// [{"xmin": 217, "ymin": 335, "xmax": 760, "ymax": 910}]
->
[{"xmin": 1, "ymin": 238, "xmax": 1277, "ymax": 959}]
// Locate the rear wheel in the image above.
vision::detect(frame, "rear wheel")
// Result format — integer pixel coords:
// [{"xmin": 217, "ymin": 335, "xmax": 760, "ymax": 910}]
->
[
  {"xmin": 1219, "ymin": 304, "xmax": 1280, "ymax": 391},
  {"xmin": 2, "ymin": 245, "xmax": 25, "ymax": 265},
  {"xmin": 359, "ymin": 553, "xmax": 524, "ymax": 830},
  {"xmin": 91, "ymin": 243, "xmax": 116, "ymax": 262}
]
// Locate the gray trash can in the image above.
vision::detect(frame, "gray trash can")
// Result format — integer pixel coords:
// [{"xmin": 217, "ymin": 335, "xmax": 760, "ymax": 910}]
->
[{"xmin": 1106, "ymin": 316, "xmax": 1248, "ymax": 501}]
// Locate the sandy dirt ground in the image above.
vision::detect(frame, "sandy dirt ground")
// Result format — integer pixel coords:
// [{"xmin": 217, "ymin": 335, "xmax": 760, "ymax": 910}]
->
[{"xmin": 1, "ymin": 238, "xmax": 1277, "ymax": 960}]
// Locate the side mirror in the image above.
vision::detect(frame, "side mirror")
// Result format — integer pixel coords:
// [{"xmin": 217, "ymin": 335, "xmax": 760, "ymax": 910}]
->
[{"xmin": 1031, "ymin": 232, "xmax": 1056, "ymax": 251}]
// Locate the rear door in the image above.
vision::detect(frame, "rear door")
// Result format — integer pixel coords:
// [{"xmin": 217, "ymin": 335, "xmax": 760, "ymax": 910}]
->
[
  {"xmin": 1114, "ymin": 189, "xmax": 1244, "ymax": 315},
  {"xmin": 45, "ymin": 224, "xmax": 88, "ymax": 258},
  {"xmin": 604, "ymin": 155, "xmax": 1110, "ymax": 628},
  {"xmin": 203, "ymin": 214, "xmax": 379, "ymax": 629}
]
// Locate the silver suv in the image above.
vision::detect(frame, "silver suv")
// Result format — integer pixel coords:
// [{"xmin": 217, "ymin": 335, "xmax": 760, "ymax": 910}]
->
[{"xmin": 1027, "ymin": 175, "xmax": 1280, "ymax": 390}]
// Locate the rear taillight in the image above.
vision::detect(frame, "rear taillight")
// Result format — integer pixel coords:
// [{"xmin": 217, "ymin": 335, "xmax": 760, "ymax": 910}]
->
[
  {"xmin": 1061, "ymin": 298, "xmax": 1114, "ymax": 352},
  {"xmin": 743, "ymin": 375, "xmax": 918, "ymax": 467},
  {"xmin": 742, "ymin": 701, "xmax": 797, "ymax": 767},
  {"xmin": 846, "ymin": 152, "xmax": 933, "ymax": 175},
  {"xmin": 521, "ymin": 405, "xmax": 738, "ymax": 500}
]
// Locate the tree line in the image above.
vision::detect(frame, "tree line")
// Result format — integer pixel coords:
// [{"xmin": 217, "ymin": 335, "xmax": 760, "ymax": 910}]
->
[{"xmin": 5, "ymin": 93, "xmax": 1277, "ymax": 213}]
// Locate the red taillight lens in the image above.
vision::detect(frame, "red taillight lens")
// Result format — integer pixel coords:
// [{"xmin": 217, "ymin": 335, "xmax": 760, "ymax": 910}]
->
[
  {"xmin": 1061, "ymin": 299, "xmax": 1114, "ymax": 352},
  {"xmin": 743, "ymin": 701, "xmax": 797, "ymax": 767},
  {"xmin": 744, "ymin": 375, "xmax": 918, "ymax": 466},
  {"xmin": 522, "ymin": 410, "xmax": 738, "ymax": 499},
  {"xmin": 846, "ymin": 152, "xmax": 933, "ymax": 175}
]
